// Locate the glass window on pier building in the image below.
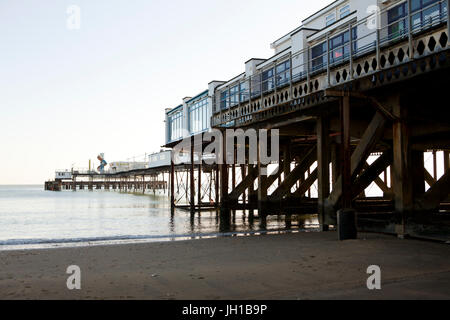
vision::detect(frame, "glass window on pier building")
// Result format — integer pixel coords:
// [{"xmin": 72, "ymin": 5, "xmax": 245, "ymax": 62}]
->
[
  {"xmin": 276, "ymin": 60, "xmax": 291, "ymax": 87},
  {"xmin": 311, "ymin": 28, "xmax": 357, "ymax": 72},
  {"xmin": 220, "ymin": 90, "xmax": 229, "ymax": 110},
  {"xmin": 411, "ymin": 0, "xmax": 447, "ymax": 31},
  {"xmin": 188, "ymin": 96, "xmax": 210, "ymax": 134},
  {"xmin": 230, "ymin": 84, "xmax": 240, "ymax": 107},
  {"xmin": 262, "ymin": 60, "xmax": 291, "ymax": 93},
  {"xmin": 239, "ymin": 81, "xmax": 249, "ymax": 103},
  {"xmin": 219, "ymin": 81, "xmax": 251, "ymax": 109},
  {"xmin": 387, "ymin": 0, "xmax": 447, "ymax": 41},
  {"xmin": 168, "ymin": 109, "xmax": 183, "ymax": 142},
  {"xmin": 387, "ymin": 2, "xmax": 408, "ymax": 40}
]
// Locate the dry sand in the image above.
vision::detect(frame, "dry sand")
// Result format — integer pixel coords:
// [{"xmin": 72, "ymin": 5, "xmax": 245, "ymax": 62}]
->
[{"xmin": 1, "ymin": 232, "xmax": 450, "ymax": 300}]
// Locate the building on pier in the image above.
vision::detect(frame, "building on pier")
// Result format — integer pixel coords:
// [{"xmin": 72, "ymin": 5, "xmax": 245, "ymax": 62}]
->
[
  {"xmin": 55, "ymin": 170, "xmax": 72, "ymax": 180},
  {"xmin": 212, "ymin": 0, "xmax": 448, "ymax": 123},
  {"xmin": 164, "ymin": 81, "xmax": 227, "ymax": 146}
]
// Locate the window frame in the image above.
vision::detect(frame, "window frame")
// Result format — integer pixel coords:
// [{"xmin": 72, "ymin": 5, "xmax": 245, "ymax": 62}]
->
[
  {"xmin": 168, "ymin": 110, "xmax": 183, "ymax": 142},
  {"xmin": 339, "ymin": 4, "xmax": 351, "ymax": 19},
  {"xmin": 188, "ymin": 96, "xmax": 209, "ymax": 135},
  {"xmin": 326, "ymin": 13, "xmax": 336, "ymax": 26}
]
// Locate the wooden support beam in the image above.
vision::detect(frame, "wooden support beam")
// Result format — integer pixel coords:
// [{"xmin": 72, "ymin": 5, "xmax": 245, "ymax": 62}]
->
[
  {"xmin": 220, "ymin": 131, "xmax": 229, "ymax": 207},
  {"xmin": 317, "ymin": 116, "xmax": 330, "ymax": 230},
  {"xmin": 170, "ymin": 161, "xmax": 175, "ymax": 207},
  {"xmin": 415, "ymin": 171, "xmax": 450, "ymax": 211},
  {"xmin": 444, "ymin": 151, "xmax": 450, "ymax": 174},
  {"xmin": 257, "ymin": 141, "xmax": 268, "ymax": 216},
  {"xmin": 392, "ymin": 102, "xmax": 412, "ymax": 237},
  {"xmin": 324, "ymin": 89, "xmax": 398, "ymax": 121},
  {"xmin": 328, "ymin": 111, "xmax": 387, "ymax": 208},
  {"xmin": 215, "ymin": 167, "xmax": 220, "ymax": 205},
  {"xmin": 341, "ymin": 96, "xmax": 352, "ymax": 209},
  {"xmin": 293, "ymin": 168, "xmax": 318, "ymax": 197},
  {"xmin": 142, "ymin": 175, "xmax": 146, "ymax": 194},
  {"xmin": 351, "ymin": 112, "xmax": 387, "ymax": 181},
  {"xmin": 257, "ymin": 163, "xmax": 268, "ymax": 216},
  {"xmin": 261, "ymin": 161, "xmax": 284, "ymax": 192},
  {"xmin": 190, "ymin": 141, "xmax": 195, "ymax": 210},
  {"xmin": 331, "ymin": 142, "xmax": 341, "ymax": 185},
  {"xmin": 352, "ymin": 151, "xmax": 393, "ymax": 198},
  {"xmin": 362, "ymin": 162, "xmax": 392, "ymax": 197},
  {"xmin": 433, "ymin": 150, "xmax": 438, "ymax": 180},
  {"xmin": 283, "ymin": 144, "xmax": 291, "ymax": 177},
  {"xmin": 412, "ymin": 151, "xmax": 425, "ymax": 199},
  {"xmin": 229, "ymin": 165, "xmax": 258, "ymax": 200},
  {"xmin": 220, "ymin": 163, "xmax": 229, "ymax": 204},
  {"xmin": 270, "ymin": 146, "xmax": 317, "ymax": 201},
  {"xmin": 198, "ymin": 162, "xmax": 202, "ymax": 205}
]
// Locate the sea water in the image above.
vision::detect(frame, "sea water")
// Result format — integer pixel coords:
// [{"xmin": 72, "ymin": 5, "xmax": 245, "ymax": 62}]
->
[{"xmin": 0, "ymin": 185, "xmax": 319, "ymax": 250}]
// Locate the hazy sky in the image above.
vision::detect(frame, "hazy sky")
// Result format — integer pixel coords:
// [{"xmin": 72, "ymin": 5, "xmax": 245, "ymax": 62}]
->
[{"xmin": 1, "ymin": 0, "xmax": 338, "ymax": 184}]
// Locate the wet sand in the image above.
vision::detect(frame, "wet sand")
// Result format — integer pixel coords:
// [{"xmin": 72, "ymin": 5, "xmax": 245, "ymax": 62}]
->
[{"xmin": 1, "ymin": 232, "xmax": 450, "ymax": 300}]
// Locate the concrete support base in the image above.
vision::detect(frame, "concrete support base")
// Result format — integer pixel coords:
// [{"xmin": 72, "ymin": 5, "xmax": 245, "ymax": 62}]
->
[{"xmin": 337, "ymin": 209, "xmax": 357, "ymax": 241}]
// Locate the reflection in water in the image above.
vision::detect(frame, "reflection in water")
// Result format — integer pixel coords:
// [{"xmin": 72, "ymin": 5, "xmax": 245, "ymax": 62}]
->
[{"xmin": 0, "ymin": 185, "xmax": 320, "ymax": 250}]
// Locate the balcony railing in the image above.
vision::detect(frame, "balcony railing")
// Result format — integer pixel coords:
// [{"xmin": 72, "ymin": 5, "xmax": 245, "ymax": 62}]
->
[{"xmin": 212, "ymin": 0, "xmax": 449, "ymax": 127}]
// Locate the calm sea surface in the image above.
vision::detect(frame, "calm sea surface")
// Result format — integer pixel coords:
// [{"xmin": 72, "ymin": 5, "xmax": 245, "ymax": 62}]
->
[{"xmin": 0, "ymin": 185, "xmax": 318, "ymax": 250}]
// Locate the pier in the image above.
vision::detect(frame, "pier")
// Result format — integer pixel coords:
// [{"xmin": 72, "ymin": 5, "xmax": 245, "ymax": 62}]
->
[{"xmin": 46, "ymin": 0, "xmax": 450, "ymax": 241}]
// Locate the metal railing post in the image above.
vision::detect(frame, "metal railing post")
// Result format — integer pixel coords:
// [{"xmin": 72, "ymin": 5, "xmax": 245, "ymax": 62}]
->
[
  {"xmin": 228, "ymin": 86, "xmax": 231, "ymax": 114},
  {"xmin": 326, "ymin": 34, "xmax": 331, "ymax": 87},
  {"xmin": 274, "ymin": 60, "xmax": 277, "ymax": 94},
  {"xmin": 306, "ymin": 47, "xmax": 310, "ymax": 89},
  {"xmin": 376, "ymin": 28, "xmax": 381, "ymax": 70},
  {"xmin": 349, "ymin": 23, "xmax": 354, "ymax": 79},
  {"xmin": 289, "ymin": 53, "xmax": 293, "ymax": 99},
  {"xmin": 260, "ymin": 69, "xmax": 263, "ymax": 106},
  {"xmin": 408, "ymin": 0, "xmax": 414, "ymax": 59},
  {"xmin": 249, "ymin": 76, "xmax": 252, "ymax": 108}
]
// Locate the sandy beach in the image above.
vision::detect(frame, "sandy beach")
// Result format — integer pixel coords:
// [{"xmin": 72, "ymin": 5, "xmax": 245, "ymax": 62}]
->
[{"xmin": 1, "ymin": 232, "xmax": 450, "ymax": 300}]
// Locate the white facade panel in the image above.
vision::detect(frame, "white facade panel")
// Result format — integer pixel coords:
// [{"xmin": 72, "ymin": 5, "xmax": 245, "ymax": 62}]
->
[
  {"xmin": 148, "ymin": 151, "xmax": 172, "ymax": 169},
  {"xmin": 55, "ymin": 171, "xmax": 72, "ymax": 180}
]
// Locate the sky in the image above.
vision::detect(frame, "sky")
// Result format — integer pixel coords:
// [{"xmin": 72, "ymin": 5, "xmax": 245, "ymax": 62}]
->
[{"xmin": 1, "ymin": 0, "xmax": 338, "ymax": 184}]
